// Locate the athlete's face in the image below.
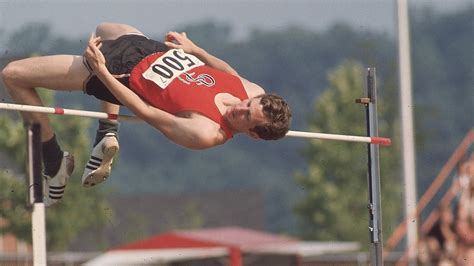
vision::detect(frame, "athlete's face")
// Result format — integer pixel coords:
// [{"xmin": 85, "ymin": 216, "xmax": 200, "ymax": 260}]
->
[{"xmin": 224, "ymin": 97, "xmax": 268, "ymax": 138}]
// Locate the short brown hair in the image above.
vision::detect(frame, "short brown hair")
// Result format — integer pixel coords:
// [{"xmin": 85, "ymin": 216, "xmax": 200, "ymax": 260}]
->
[{"xmin": 251, "ymin": 94, "xmax": 292, "ymax": 140}]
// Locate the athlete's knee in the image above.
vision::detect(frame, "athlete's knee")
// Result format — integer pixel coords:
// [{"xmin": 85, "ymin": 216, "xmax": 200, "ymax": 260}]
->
[
  {"xmin": 96, "ymin": 22, "xmax": 142, "ymax": 39},
  {"xmin": 95, "ymin": 22, "xmax": 115, "ymax": 35},
  {"xmin": 1, "ymin": 60, "xmax": 23, "ymax": 86},
  {"xmin": 96, "ymin": 22, "xmax": 131, "ymax": 35}
]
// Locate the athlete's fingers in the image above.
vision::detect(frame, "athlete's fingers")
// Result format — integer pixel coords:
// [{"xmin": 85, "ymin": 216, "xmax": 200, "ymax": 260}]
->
[
  {"xmin": 88, "ymin": 33, "xmax": 101, "ymax": 45},
  {"xmin": 165, "ymin": 32, "xmax": 176, "ymax": 42},
  {"xmin": 86, "ymin": 38, "xmax": 103, "ymax": 59},
  {"xmin": 164, "ymin": 41, "xmax": 178, "ymax": 49},
  {"xmin": 169, "ymin": 31, "xmax": 185, "ymax": 42},
  {"xmin": 88, "ymin": 32, "xmax": 94, "ymax": 42},
  {"xmin": 87, "ymin": 40, "xmax": 97, "ymax": 51},
  {"xmin": 88, "ymin": 33, "xmax": 102, "ymax": 46},
  {"xmin": 94, "ymin": 37, "xmax": 102, "ymax": 47},
  {"xmin": 88, "ymin": 37, "xmax": 103, "ymax": 53}
]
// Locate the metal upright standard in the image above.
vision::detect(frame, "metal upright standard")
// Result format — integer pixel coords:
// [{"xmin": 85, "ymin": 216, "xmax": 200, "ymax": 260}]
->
[
  {"xmin": 26, "ymin": 123, "xmax": 47, "ymax": 266},
  {"xmin": 357, "ymin": 67, "xmax": 384, "ymax": 265}
]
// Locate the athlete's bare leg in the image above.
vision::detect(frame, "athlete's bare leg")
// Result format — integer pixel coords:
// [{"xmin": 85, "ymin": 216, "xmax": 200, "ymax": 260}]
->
[
  {"xmin": 1, "ymin": 55, "xmax": 89, "ymax": 205},
  {"xmin": 1, "ymin": 55, "xmax": 89, "ymax": 141}
]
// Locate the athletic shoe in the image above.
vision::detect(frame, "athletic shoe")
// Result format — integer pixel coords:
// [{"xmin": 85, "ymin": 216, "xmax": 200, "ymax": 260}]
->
[
  {"xmin": 43, "ymin": 152, "xmax": 75, "ymax": 207},
  {"xmin": 82, "ymin": 132, "xmax": 119, "ymax": 187}
]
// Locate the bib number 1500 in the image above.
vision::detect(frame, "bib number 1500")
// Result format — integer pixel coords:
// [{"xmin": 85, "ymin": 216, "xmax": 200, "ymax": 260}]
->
[{"xmin": 142, "ymin": 49, "xmax": 205, "ymax": 89}]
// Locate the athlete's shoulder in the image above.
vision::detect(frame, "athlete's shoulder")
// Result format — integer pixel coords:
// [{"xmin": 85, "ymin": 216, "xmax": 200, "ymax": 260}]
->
[
  {"xmin": 239, "ymin": 77, "xmax": 265, "ymax": 97},
  {"xmin": 191, "ymin": 117, "xmax": 228, "ymax": 148}
]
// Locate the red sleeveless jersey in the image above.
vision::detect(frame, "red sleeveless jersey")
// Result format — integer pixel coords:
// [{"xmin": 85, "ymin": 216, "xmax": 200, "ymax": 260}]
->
[{"xmin": 129, "ymin": 49, "xmax": 249, "ymax": 140}]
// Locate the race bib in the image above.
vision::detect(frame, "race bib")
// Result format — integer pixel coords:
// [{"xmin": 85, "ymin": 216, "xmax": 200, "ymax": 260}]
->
[{"xmin": 142, "ymin": 49, "xmax": 204, "ymax": 89}]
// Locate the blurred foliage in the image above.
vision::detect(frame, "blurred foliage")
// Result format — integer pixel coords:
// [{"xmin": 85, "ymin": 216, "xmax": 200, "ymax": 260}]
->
[
  {"xmin": 409, "ymin": 7, "xmax": 474, "ymax": 192},
  {"xmin": 0, "ymin": 89, "xmax": 111, "ymax": 251},
  {"xmin": 6, "ymin": 23, "xmax": 53, "ymax": 56},
  {"xmin": 0, "ymin": 171, "xmax": 30, "ymax": 241},
  {"xmin": 294, "ymin": 61, "xmax": 401, "ymax": 247}
]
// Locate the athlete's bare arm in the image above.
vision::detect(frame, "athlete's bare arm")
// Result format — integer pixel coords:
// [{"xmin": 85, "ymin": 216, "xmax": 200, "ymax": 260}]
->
[
  {"xmin": 164, "ymin": 31, "xmax": 239, "ymax": 76},
  {"xmin": 85, "ymin": 34, "xmax": 226, "ymax": 149}
]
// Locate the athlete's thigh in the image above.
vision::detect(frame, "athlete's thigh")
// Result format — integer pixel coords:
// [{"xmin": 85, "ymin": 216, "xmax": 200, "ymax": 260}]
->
[
  {"xmin": 95, "ymin": 22, "xmax": 145, "ymax": 41},
  {"xmin": 10, "ymin": 55, "xmax": 89, "ymax": 91}
]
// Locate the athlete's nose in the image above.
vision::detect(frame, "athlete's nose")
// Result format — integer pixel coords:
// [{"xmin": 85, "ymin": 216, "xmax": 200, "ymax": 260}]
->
[{"xmin": 234, "ymin": 105, "xmax": 245, "ymax": 112}]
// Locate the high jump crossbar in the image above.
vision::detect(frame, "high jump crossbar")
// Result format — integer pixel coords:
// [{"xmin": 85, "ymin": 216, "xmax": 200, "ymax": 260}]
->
[{"xmin": 0, "ymin": 102, "xmax": 391, "ymax": 146}]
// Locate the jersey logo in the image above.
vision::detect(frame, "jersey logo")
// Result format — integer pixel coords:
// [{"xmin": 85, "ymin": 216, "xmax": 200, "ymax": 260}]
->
[
  {"xmin": 142, "ymin": 49, "xmax": 204, "ymax": 89},
  {"xmin": 178, "ymin": 72, "xmax": 215, "ymax": 87}
]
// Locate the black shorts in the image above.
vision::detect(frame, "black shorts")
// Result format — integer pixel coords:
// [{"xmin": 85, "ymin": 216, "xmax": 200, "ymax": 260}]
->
[{"xmin": 83, "ymin": 34, "xmax": 168, "ymax": 105}]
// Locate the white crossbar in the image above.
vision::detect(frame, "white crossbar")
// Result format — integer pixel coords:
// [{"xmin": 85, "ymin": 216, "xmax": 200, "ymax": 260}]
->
[
  {"xmin": 0, "ymin": 102, "xmax": 140, "ymax": 122},
  {"xmin": 0, "ymin": 103, "xmax": 391, "ymax": 145},
  {"xmin": 285, "ymin": 131, "xmax": 391, "ymax": 145}
]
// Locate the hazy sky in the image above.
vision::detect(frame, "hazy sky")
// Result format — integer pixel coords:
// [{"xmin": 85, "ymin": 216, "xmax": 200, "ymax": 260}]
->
[{"xmin": 0, "ymin": 0, "xmax": 471, "ymax": 41}]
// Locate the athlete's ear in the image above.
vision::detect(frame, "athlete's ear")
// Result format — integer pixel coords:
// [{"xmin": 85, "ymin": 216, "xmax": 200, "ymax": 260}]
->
[{"xmin": 248, "ymin": 131, "xmax": 260, "ymax": 139}]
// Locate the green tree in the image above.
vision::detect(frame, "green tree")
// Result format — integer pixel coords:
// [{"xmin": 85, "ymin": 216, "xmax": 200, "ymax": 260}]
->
[
  {"xmin": 0, "ymin": 89, "xmax": 111, "ymax": 251},
  {"xmin": 294, "ymin": 61, "xmax": 401, "ymax": 246}
]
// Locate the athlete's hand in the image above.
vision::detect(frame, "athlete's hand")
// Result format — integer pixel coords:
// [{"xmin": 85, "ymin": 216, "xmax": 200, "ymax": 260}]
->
[
  {"xmin": 84, "ymin": 33, "xmax": 108, "ymax": 75},
  {"xmin": 164, "ymin": 31, "xmax": 200, "ymax": 54}
]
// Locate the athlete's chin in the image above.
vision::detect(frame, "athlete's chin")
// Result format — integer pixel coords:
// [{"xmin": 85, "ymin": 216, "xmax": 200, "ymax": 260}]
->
[
  {"xmin": 223, "ymin": 115, "xmax": 231, "ymax": 124},
  {"xmin": 224, "ymin": 116, "xmax": 237, "ymax": 129},
  {"xmin": 223, "ymin": 113, "xmax": 231, "ymax": 121}
]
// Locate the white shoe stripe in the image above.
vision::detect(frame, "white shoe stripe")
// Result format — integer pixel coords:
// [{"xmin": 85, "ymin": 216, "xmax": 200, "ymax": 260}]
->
[
  {"xmin": 88, "ymin": 157, "xmax": 101, "ymax": 162},
  {"xmin": 49, "ymin": 188, "xmax": 65, "ymax": 192}
]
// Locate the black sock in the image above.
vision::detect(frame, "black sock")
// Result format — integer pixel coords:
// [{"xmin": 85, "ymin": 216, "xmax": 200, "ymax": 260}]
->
[
  {"xmin": 42, "ymin": 134, "xmax": 63, "ymax": 177},
  {"xmin": 94, "ymin": 119, "xmax": 120, "ymax": 146}
]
